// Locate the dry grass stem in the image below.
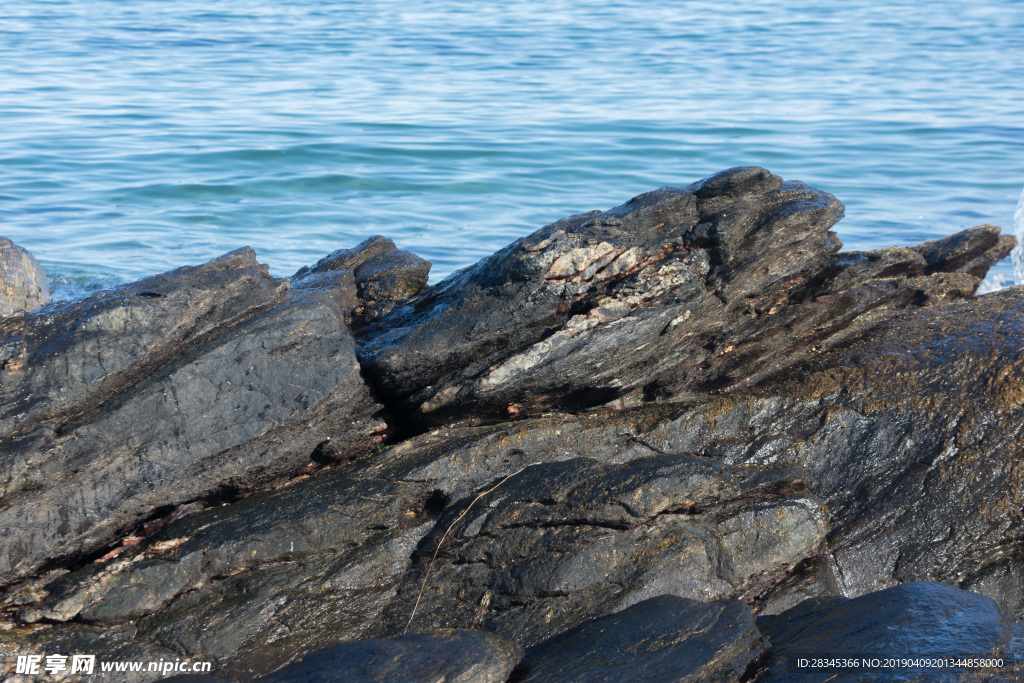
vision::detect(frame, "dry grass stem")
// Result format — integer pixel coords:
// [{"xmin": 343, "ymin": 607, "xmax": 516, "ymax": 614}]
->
[{"xmin": 403, "ymin": 466, "xmax": 527, "ymax": 634}]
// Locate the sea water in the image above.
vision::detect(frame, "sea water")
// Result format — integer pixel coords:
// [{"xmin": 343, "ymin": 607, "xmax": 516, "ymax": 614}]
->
[{"xmin": 1, "ymin": 0, "xmax": 1022, "ymax": 299}]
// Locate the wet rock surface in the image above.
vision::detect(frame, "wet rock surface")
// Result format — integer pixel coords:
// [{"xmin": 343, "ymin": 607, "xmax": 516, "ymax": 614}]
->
[
  {"xmin": 511, "ymin": 595, "xmax": 766, "ymax": 683},
  {"xmin": 755, "ymin": 581, "xmax": 1010, "ymax": 682},
  {"xmin": 356, "ymin": 167, "xmax": 1005, "ymax": 426},
  {"xmin": 0, "ymin": 248, "xmax": 385, "ymax": 587},
  {"xmin": 292, "ymin": 235, "xmax": 430, "ymax": 322},
  {"xmin": 0, "ymin": 237, "xmax": 50, "ymax": 318},
  {"xmin": 1, "ymin": 418, "xmax": 824, "ymax": 677},
  {"xmin": 718, "ymin": 287, "xmax": 1024, "ymax": 608},
  {"xmin": 263, "ymin": 630, "xmax": 520, "ymax": 683},
  {"xmin": 389, "ymin": 456, "xmax": 824, "ymax": 647},
  {"xmin": 1, "ymin": 168, "xmax": 1022, "ymax": 682}
]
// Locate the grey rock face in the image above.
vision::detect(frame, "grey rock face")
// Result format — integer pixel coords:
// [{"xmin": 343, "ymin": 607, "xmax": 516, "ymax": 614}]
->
[
  {"xmin": 755, "ymin": 582, "xmax": 1010, "ymax": 682},
  {"xmin": 356, "ymin": 167, "xmax": 1008, "ymax": 426},
  {"xmin": 6, "ymin": 414, "xmax": 824, "ymax": 677},
  {"xmin": 0, "ymin": 237, "xmax": 50, "ymax": 317},
  {"xmin": 263, "ymin": 630, "xmax": 520, "ymax": 683},
  {"xmin": 704, "ymin": 287, "xmax": 1024, "ymax": 609},
  {"xmin": 494, "ymin": 286, "xmax": 1024, "ymax": 617},
  {"xmin": 513, "ymin": 595, "xmax": 766, "ymax": 683},
  {"xmin": 10, "ymin": 284, "xmax": 1024, "ymax": 676},
  {"xmin": 439, "ymin": 287, "xmax": 1022, "ymax": 615},
  {"xmin": 1, "ymin": 171, "xmax": 1020, "ymax": 682},
  {"xmin": 911, "ymin": 223, "xmax": 1014, "ymax": 278},
  {"xmin": 752, "ymin": 554, "xmax": 841, "ymax": 617},
  {"xmin": 390, "ymin": 456, "xmax": 825, "ymax": 647},
  {"xmin": 292, "ymin": 235, "xmax": 430, "ymax": 321},
  {"xmin": 0, "ymin": 248, "xmax": 385, "ymax": 586},
  {"xmin": 294, "ymin": 235, "xmax": 398, "ymax": 278}
]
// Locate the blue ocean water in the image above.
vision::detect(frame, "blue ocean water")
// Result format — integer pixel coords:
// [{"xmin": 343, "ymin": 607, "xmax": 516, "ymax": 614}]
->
[{"xmin": 1, "ymin": 0, "xmax": 1022, "ymax": 299}]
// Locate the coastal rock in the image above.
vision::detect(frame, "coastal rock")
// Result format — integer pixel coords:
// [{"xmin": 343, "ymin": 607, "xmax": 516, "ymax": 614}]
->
[
  {"xmin": 289, "ymin": 267, "xmax": 358, "ymax": 316},
  {"xmin": 389, "ymin": 456, "xmax": 825, "ymax": 647},
  {"xmin": 0, "ymin": 248, "xmax": 386, "ymax": 587},
  {"xmin": 293, "ymin": 235, "xmax": 397, "ymax": 278},
  {"xmin": 380, "ymin": 284, "xmax": 1024, "ymax": 619},
  {"xmin": 750, "ymin": 554, "xmax": 841, "ymax": 617},
  {"xmin": 911, "ymin": 224, "xmax": 1015, "ymax": 279},
  {"xmin": 1, "ymin": 172, "xmax": 1021, "ymax": 681},
  {"xmin": 511, "ymin": 595, "xmax": 766, "ymax": 683},
  {"xmin": 263, "ymin": 630, "xmax": 520, "ymax": 683},
  {"xmin": 356, "ymin": 167, "xmax": 1008, "ymax": 426},
  {"xmin": 10, "ymin": 413, "xmax": 671, "ymax": 631},
  {"xmin": 11, "ymin": 284, "xmax": 1024, "ymax": 674},
  {"xmin": 377, "ymin": 285, "xmax": 1024, "ymax": 617},
  {"xmin": 292, "ymin": 235, "xmax": 430, "ymax": 321},
  {"xmin": 4, "ymin": 414, "xmax": 824, "ymax": 677},
  {"xmin": 714, "ymin": 287, "xmax": 1024, "ymax": 610},
  {"xmin": 754, "ymin": 582, "xmax": 1010, "ymax": 682},
  {"xmin": 158, "ymin": 631, "xmax": 519, "ymax": 683},
  {"xmin": 0, "ymin": 237, "xmax": 50, "ymax": 317},
  {"xmin": 494, "ymin": 285, "xmax": 1024, "ymax": 615}
]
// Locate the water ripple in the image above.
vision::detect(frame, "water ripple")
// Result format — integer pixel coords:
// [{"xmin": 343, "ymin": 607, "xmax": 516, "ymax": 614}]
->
[{"xmin": 0, "ymin": 0, "xmax": 1021, "ymax": 295}]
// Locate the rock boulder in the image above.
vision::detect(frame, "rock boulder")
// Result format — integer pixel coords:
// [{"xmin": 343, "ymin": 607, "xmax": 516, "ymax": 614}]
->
[
  {"xmin": 357, "ymin": 167, "xmax": 1009, "ymax": 426},
  {"xmin": 0, "ymin": 248, "xmax": 385, "ymax": 587},
  {"xmin": 0, "ymin": 237, "xmax": 50, "ymax": 317},
  {"xmin": 512, "ymin": 595, "xmax": 766, "ymax": 683},
  {"xmin": 755, "ymin": 582, "xmax": 1011, "ymax": 682}
]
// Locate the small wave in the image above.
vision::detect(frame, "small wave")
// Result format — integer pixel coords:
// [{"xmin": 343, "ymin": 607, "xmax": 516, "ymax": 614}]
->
[
  {"xmin": 978, "ymin": 272, "xmax": 1011, "ymax": 294},
  {"xmin": 47, "ymin": 271, "xmax": 123, "ymax": 304}
]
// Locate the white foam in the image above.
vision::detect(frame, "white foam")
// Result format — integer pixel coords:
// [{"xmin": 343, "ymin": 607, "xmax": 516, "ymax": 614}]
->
[{"xmin": 1013, "ymin": 186, "xmax": 1024, "ymax": 285}]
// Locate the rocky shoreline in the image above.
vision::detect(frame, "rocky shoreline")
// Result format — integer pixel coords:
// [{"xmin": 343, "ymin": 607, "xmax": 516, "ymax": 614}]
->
[{"xmin": 1, "ymin": 167, "xmax": 1022, "ymax": 681}]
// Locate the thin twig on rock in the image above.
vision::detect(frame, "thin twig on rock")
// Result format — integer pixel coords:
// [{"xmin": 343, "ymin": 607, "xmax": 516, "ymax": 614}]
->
[{"xmin": 403, "ymin": 466, "xmax": 527, "ymax": 634}]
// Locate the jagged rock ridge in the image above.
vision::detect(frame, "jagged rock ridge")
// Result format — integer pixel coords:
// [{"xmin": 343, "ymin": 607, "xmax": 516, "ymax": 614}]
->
[{"xmin": 1, "ymin": 167, "xmax": 1021, "ymax": 682}]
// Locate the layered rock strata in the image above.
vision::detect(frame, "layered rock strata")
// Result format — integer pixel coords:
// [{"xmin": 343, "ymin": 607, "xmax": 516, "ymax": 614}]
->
[
  {"xmin": 357, "ymin": 167, "xmax": 1010, "ymax": 426},
  {"xmin": 1, "ymin": 167, "xmax": 1021, "ymax": 683},
  {"xmin": 0, "ymin": 248, "xmax": 385, "ymax": 587}
]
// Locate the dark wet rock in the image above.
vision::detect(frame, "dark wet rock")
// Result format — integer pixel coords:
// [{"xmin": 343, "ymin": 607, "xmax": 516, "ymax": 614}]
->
[
  {"xmin": 754, "ymin": 582, "xmax": 1010, "ymax": 682},
  {"xmin": 291, "ymin": 235, "xmax": 430, "ymax": 321},
  {"xmin": 389, "ymin": 455, "xmax": 825, "ymax": 647},
  {"xmin": 356, "ymin": 168, "xmax": 1006, "ymax": 427},
  {"xmin": 0, "ymin": 622, "xmax": 182, "ymax": 683},
  {"xmin": 0, "ymin": 237, "xmax": 50, "ymax": 317},
  {"xmin": 263, "ymin": 630, "xmax": 520, "ymax": 683},
  {"xmin": 506, "ymin": 286, "xmax": 1024, "ymax": 615},
  {"xmin": 512, "ymin": 595, "xmax": 766, "ymax": 683},
  {"xmin": 16, "ymin": 277, "xmax": 1024, "ymax": 672},
  {"xmin": 911, "ymin": 224, "xmax": 1015, "ymax": 278},
  {"xmin": 750, "ymin": 554, "xmax": 842, "ymax": 617},
  {"xmin": 13, "ymin": 463, "xmax": 432, "ymax": 628},
  {"xmin": 10, "ymin": 413, "xmax": 675, "ymax": 629},
  {"xmin": 725, "ymin": 287, "xmax": 1024, "ymax": 608},
  {"xmin": 447, "ymin": 286, "xmax": 1023, "ymax": 614},
  {"xmin": 354, "ymin": 249, "xmax": 431, "ymax": 321},
  {"xmin": 393, "ymin": 286, "xmax": 1024, "ymax": 619},
  {"xmin": 0, "ymin": 248, "xmax": 385, "ymax": 587},
  {"xmin": 7, "ymin": 411, "xmax": 824, "ymax": 677},
  {"xmin": 2, "ymin": 173, "xmax": 1021, "ymax": 681},
  {"xmin": 294, "ymin": 236, "xmax": 398, "ymax": 279},
  {"xmin": 289, "ymin": 268, "xmax": 358, "ymax": 316}
]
